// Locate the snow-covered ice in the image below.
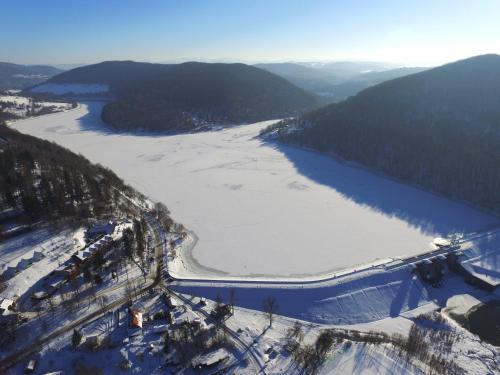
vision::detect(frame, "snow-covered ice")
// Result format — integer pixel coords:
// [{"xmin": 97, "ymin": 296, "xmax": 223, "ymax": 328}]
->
[{"xmin": 10, "ymin": 102, "xmax": 500, "ymax": 278}]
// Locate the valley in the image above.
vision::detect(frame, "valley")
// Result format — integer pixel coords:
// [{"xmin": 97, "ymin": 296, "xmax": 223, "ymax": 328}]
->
[
  {"xmin": 10, "ymin": 102, "xmax": 498, "ymax": 279},
  {"xmin": 2, "ymin": 2, "xmax": 500, "ymax": 373}
]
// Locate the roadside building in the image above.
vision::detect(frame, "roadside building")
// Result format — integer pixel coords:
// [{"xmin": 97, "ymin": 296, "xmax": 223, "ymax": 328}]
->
[
  {"xmin": 191, "ymin": 348, "xmax": 232, "ymax": 370},
  {"xmin": 152, "ymin": 324, "xmax": 169, "ymax": 334},
  {"xmin": 85, "ymin": 335, "xmax": 101, "ymax": 349},
  {"xmin": 71, "ymin": 235, "xmax": 113, "ymax": 266},
  {"xmin": 86, "ymin": 221, "xmax": 116, "ymax": 240},
  {"xmin": 130, "ymin": 310, "xmax": 143, "ymax": 328},
  {"xmin": 54, "ymin": 264, "xmax": 77, "ymax": 278},
  {"xmin": 128, "ymin": 309, "xmax": 144, "ymax": 337},
  {"xmin": 173, "ymin": 307, "xmax": 201, "ymax": 327}
]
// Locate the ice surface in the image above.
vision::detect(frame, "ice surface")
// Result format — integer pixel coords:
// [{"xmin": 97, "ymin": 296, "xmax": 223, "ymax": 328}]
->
[{"xmin": 10, "ymin": 102, "xmax": 499, "ymax": 278}]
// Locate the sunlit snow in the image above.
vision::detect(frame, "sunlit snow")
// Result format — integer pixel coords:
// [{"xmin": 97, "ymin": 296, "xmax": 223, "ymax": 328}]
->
[{"xmin": 10, "ymin": 102, "xmax": 499, "ymax": 278}]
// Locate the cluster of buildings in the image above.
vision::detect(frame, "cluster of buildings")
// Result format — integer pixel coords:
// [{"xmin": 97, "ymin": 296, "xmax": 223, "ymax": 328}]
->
[
  {"xmin": 1, "ymin": 250, "xmax": 45, "ymax": 280},
  {"xmin": 72, "ymin": 234, "xmax": 113, "ymax": 264},
  {"xmin": 30, "ymin": 221, "xmax": 126, "ymax": 300},
  {"xmin": 414, "ymin": 238, "xmax": 500, "ymax": 292}
]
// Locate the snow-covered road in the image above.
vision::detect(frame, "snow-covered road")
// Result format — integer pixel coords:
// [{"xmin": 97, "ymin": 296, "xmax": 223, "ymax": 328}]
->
[{"xmin": 10, "ymin": 102, "xmax": 499, "ymax": 279}]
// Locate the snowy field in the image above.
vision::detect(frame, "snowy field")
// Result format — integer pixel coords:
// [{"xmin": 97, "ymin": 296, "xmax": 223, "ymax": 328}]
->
[
  {"xmin": 10, "ymin": 102, "xmax": 500, "ymax": 279},
  {"xmin": 0, "ymin": 94, "xmax": 73, "ymax": 118},
  {"xmin": 0, "ymin": 228, "xmax": 78, "ymax": 299}
]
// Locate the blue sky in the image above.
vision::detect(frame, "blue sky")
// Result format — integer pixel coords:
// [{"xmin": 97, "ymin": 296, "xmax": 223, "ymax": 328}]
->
[{"xmin": 2, "ymin": 0, "xmax": 500, "ymax": 66}]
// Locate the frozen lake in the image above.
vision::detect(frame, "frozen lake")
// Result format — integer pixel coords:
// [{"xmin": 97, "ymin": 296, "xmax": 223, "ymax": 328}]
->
[{"xmin": 10, "ymin": 102, "xmax": 499, "ymax": 278}]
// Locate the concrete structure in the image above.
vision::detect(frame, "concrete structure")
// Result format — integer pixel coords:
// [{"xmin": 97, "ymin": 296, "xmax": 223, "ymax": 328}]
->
[{"xmin": 448, "ymin": 252, "xmax": 500, "ymax": 291}]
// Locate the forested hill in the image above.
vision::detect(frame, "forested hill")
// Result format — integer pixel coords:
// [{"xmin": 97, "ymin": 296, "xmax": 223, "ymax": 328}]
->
[
  {"xmin": 47, "ymin": 61, "xmax": 163, "ymax": 92},
  {"xmin": 43, "ymin": 61, "xmax": 323, "ymax": 131},
  {"xmin": 0, "ymin": 115, "xmax": 142, "ymax": 224},
  {"xmin": 270, "ymin": 54, "xmax": 500, "ymax": 215},
  {"xmin": 0, "ymin": 62, "xmax": 62, "ymax": 90}
]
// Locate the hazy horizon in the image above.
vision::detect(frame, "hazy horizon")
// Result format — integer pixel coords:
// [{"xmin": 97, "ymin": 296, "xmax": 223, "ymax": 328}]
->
[{"xmin": 2, "ymin": 0, "xmax": 499, "ymax": 67}]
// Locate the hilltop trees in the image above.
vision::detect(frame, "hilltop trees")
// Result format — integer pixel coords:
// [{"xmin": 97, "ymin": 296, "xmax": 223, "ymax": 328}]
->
[
  {"xmin": 279, "ymin": 55, "xmax": 500, "ymax": 215},
  {"xmin": 46, "ymin": 60, "xmax": 321, "ymax": 132},
  {"xmin": 0, "ymin": 118, "xmax": 142, "ymax": 224}
]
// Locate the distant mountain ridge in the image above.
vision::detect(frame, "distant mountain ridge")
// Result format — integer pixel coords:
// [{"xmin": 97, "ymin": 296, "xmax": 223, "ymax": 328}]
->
[
  {"xmin": 255, "ymin": 62, "xmax": 428, "ymax": 101},
  {"xmin": 267, "ymin": 54, "xmax": 500, "ymax": 215},
  {"xmin": 37, "ymin": 61, "xmax": 323, "ymax": 131},
  {"xmin": 0, "ymin": 62, "xmax": 63, "ymax": 90},
  {"xmin": 47, "ymin": 60, "xmax": 164, "ymax": 92}
]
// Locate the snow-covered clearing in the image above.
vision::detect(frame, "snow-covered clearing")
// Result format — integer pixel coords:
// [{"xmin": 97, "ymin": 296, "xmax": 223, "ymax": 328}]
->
[
  {"xmin": 0, "ymin": 228, "xmax": 78, "ymax": 299},
  {"xmin": 10, "ymin": 102, "xmax": 500, "ymax": 279},
  {"xmin": 0, "ymin": 95, "xmax": 30, "ymax": 106},
  {"xmin": 0, "ymin": 94, "xmax": 73, "ymax": 118}
]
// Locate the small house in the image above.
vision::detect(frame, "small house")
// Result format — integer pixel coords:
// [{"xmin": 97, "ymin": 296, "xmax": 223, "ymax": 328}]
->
[
  {"xmin": 0, "ymin": 298, "xmax": 16, "ymax": 324},
  {"xmin": 48, "ymin": 279, "xmax": 65, "ymax": 291},
  {"xmin": 152, "ymin": 324, "xmax": 169, "ymax": 334},
  {"xmin": 2, "ymin": 266, "xmax": 17, "ymax": 279},
  {"xmin": 31, "ymin": 291, "xmax": 48, "ymax": 300},
  {"xmin": 0, "ymin": 297, "xmax": 14, "ymax": 313},
  {"xmin": 31, "ymin": 250, "xmax": 45, "ymax": 262},
  {"xmin": 86, "ymin": 221, "xmax": 116, "ymax": 239},
  {"xmin": 173, "ymin": 308, "xmax": 199, "ymax": 327},
  {"xmin": 24, "ymin": 359, "xmax": 37, "ymax": 374},
  {"xmin": 54, "ymin": 264, "xmax": 75, "ymax": 277},
  {"xmin": 17, "ymin": 258, "xmax": 31, "ymax": 270},
  {"xmin": 130, "ymin": 310, "xmax": 143, "ymax": 328},
  {"xmin": 85, "ymin": 335, "xmax": 101, "ymax": 349},
  {"xmin": 191, "ymin": 348, "xmax": 231, "ymax": 369},
  {"xmin": 72, "ymin": 250, "xmax": 90, "ymax": 264}
]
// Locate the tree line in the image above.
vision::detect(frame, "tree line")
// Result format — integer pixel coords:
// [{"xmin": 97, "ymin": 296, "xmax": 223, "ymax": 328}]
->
[{"xmin": 0, "ymin": 115, "xmax": 143, "ymax": 224}]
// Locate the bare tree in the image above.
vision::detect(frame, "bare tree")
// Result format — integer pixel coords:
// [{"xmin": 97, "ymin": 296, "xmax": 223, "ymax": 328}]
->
[
  {"xmin": 229, "ymin": 289, "xmax": 236, "ymax": 315},
  {"xmin": 70, "ymin": 277, "xmax": 81, "ymax": 306},
  {"xmin": 125, "ymin": 281, "xmax": 134, "ymax": 304},
  {"xmin": 262, "ymin": 296, "xmax": 279, "ymax": 327},
  {"xmin": 47, "ymin": 295, "xmax": 56, "ymax": 312},
  {"xmin": 288, "ymin": 321, "xmax": 304, "ymax": 342}
]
